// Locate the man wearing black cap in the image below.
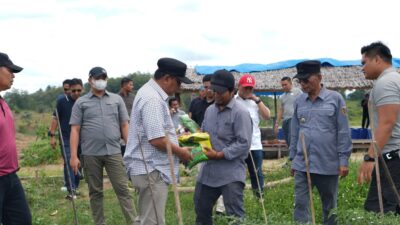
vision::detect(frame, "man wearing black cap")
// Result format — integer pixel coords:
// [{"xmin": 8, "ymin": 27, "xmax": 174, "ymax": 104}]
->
[
  {"xmin": 289, "ymin": 60, "xmax": 352, "ymax": 225},
  {"xmin": 70, "ymin": 67, "xmax": 135, "ymax": 225},
  {"xmin": 124, "ymin": 58, "xmax": 193, "ymax": 225},
  {"xmin": 194, "ymin": 69, "xmax": 252, "ymax": 225},
  {"xmin": 0, "ymin": 52, "xmax": 32, "ymax": 225}
]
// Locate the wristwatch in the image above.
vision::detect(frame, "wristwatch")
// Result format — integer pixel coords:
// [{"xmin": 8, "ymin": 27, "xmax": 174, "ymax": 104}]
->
[
  {"xmin": 255, "ymin": 98, "xmax": 262, "ymax": 104},
  {"xmin": 48, "ymin": 131, "xmax": 55, "ymax": 137},
  {"xmin": 363, "ymin": 154, "xmax": 375, "ymax": 162}
]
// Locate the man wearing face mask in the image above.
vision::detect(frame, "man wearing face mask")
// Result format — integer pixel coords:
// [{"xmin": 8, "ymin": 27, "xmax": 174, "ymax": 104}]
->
[
  {"xmin": 235, "ymin": 74, "xmax": 270, "ymax": 198},
  {"xmin": 69, "ymin": 67, "xmax": 135, "ymax": 225}
]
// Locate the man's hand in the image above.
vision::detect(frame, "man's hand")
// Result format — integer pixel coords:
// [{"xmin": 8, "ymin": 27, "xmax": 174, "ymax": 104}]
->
[
  {"xmin": 204, "ymin": 147, "xmax": 223, "ymax": 160},
  {"xmin": 357, "ymin": 161, "xmax": 375, "ymax": 184},
  {"xmin": 339, "ymin": 166, "xmax": 349, "ymax": 178},
  {"xmin": 176, "ymin": 147, "xmax": 193, "ymax": 163},
  {"xmin": 70, "ymin": 156, "xmax": 81, "ymax": 175},
  {"xmin": 50, "ymin": 137, "xmax": 57, "ymax": 149}
]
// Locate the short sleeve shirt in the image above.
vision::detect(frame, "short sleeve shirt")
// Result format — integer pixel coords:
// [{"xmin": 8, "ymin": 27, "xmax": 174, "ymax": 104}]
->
[
  {"xmin": 54, "ymin": 95, "xmax": 75, "ymax": 141},
  {"xmin": 281, "ymin": 87, "xmax": 302, "ymax": 120},
  {"xmin": 123, "ymin": 79, "xmax": 179, "ymax": 184},
  {"xmin": 370, "ymin": 67, "xmax": 400, "ymax": 153},
  {"xmin": 119, "ymin": 92, "xmax": 135, "ymax": 117},
  {"xmin": 69, "ymin": 91, "xmax": 129, "ymax": 156},
  {"xmin": 234, "ymin": 95, "xmax": 263, "ymax": 150},
  {"xmin": 0, "ymin": 97, "xmax": 18, "ymax": 176}
]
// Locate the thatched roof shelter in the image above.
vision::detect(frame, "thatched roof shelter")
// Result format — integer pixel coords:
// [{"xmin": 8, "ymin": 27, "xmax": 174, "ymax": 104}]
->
[
  {"xmin": 181, "ymin": 57, "xmax": 400, "ymax": 93},
  {"xmin": 181, "ymin": 66, "xmax": 387, "ymax": 93}
]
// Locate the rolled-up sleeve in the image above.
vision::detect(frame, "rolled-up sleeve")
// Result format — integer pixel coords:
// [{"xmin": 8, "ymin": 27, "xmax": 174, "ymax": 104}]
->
[
  {"xmin": 222, "ymin": 111, "xmax": 252, "ymax": 160},
  {"xmin": 336, "ymin": 95, "xmax": 352, "ymax": 167}
]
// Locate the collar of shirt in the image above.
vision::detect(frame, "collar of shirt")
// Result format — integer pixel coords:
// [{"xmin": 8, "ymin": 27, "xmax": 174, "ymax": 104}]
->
[
  {"xmin": 87, "ymin": 90, "xmax": 110, "ymax": 98},
  {"xmin": 213, "ymin": 97, "xmax": 236, "ymax": 111},
  {"xmin": 306, "ymin": 85, "xmax": 328, "ymax": 101},
  {"xmin": 377, "ymin": 67, "xmax": 396, "ymax": 81},
  {"xmin": 148, "ymin": 78, "xmax": 169, "ymax": 102}
]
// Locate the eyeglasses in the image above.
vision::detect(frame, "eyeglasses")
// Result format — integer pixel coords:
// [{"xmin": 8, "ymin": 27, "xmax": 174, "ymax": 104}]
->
[
  {"xmin": 71, "ymin": 89, "xmax": 82, "ymax": 93},
  {"xmin": 64, "ymin": 88, "xmax": 70, "ymax": 91}
]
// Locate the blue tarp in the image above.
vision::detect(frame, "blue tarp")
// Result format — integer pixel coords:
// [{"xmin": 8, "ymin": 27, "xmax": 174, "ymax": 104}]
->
[{"xmin": 195, "ymin": 58, "xmax": 400, "ymax": 75}]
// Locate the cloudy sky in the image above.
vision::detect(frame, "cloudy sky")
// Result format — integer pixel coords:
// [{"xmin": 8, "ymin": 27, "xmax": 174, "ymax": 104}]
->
[{"xmin": 1, "ymin": 0, "xmax": 399, "ymax": 93}]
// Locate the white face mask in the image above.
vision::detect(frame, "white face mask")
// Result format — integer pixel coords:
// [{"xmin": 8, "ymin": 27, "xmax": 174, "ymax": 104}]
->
[{"xmin": 92, "ymin": 79, "xmax": 107, "ymax": 90}]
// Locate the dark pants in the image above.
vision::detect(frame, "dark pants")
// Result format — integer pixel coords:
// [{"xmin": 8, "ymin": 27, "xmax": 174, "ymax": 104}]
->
[
  {"xmin": 294, "ymin": 171, "xmax": 338, "ymax": 225},
  {"xmin": 194, "ymin": 182, "xmax": 244, "ymax": 225},
  {"xmin": 364, "ymin": 157, "xmax": 400, "ymax": 213},
  {"xmin": 121, "ymin": 145, "xmax": 126, "ymax": 156},
  {"xmin": 282, "ymin": 118, "xmax": 292, "ymax": 146},
  {"xmin": 61, "ymin": 140, "xmax": 80, "ymax": 192},
  {"xmin": 362, "ymin": 111, "xmax": 369, "ymax": 129},
  {"xmin": 0, "ymin": 172, "xmax": 32, "ymax": 225},
  {"xmin": 245, "ymin": 150, "xmax": 264, "ymax": 196}
]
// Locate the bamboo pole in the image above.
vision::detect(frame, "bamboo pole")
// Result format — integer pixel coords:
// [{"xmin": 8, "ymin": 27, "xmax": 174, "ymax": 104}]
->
[
  {"xmin": 300, "ymin": 132, "xmax": 316, "ymax": 225},
  {"xmin": 368, "ymin": 102, "xmax": 400, "ymax": 211},
  {"xmin": 165, "ymin": 131, "xmax": 184, "ymax": 225},
  {"xmin": 368, "ymin": 101, "xmax": 384, "ymax": 215},
  {"xmin": 55, "ymin": 109, "xmax": 79, "ymax": 225},
  {"xmin": 248, "ymin": 151, "xmax": 268, "ymax": 224}
]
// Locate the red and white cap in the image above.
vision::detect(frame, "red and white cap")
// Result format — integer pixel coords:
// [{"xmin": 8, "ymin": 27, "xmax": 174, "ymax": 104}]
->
[{"xmin": 239, "ymin": 74, "xmax": 255, "ymax": 87}]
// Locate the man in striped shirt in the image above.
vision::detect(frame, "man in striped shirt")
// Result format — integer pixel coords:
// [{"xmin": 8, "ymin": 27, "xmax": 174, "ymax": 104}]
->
[{"xmin": 124, "ymin": 58, "xmax": 193, "ymax": 225}]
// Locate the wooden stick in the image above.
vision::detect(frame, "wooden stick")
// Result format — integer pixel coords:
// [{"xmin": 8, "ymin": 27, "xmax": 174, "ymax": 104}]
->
[
  {"xmin": 165, "ymin": 131, "xmax": 184, "ymax": 225},
  {"xmin": 300, "ymin": 132, "xmax": 316, "ymax": 225},
  {"xmin": 368, "ymin": 101, "xmax": 384, "ymax": 215},
  {"xmin": 248, "ymin": 151, "xmax": 268, "ymax": 224},
  {"xmin": 369, "ymin": 102, "xmax": 400, "ymax": 212}
]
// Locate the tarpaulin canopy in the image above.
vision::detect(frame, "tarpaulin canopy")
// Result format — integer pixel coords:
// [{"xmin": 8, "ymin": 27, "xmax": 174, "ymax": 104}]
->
[{"xmin": 195, "ymin": 58, "xmax": 400, "ymax": 75}]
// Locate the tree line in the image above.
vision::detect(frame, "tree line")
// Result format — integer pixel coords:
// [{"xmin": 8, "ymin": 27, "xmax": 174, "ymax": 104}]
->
[{"xmin": 4, "ymin": 72, "xmax": 152, "ymax": 113}]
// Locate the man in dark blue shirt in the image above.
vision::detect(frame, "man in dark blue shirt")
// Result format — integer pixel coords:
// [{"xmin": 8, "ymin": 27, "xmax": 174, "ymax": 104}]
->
[
  {"xmin": 189, "ymin": 74, "xmax": 214, "ymax": 127},
  {"xmin": 49, "ymin": 78, "xmax": 83, "ymax": 199}
]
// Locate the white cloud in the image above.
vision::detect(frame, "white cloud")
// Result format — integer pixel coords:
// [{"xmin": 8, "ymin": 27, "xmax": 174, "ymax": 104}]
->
[{"xmin": 0, "ymin": 0, "xmax": 399, "ymax": 93}]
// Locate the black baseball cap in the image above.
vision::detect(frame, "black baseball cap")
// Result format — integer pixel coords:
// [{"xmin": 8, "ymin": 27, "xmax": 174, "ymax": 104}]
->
[
  {"xmin": 0, "ymin": 52, "xmax": 23, "ymax": 73},
  {"xmin": 89, "ymin": 67, "xmax": 107, "ymax": 78},
  {"xmin": 157, "ymin": 58, "xmax": 193, "ymax": 84},
  {"xmin": 294, "ymin": 60, "xmax": 321, "ymax": 80},
  {"xmin": 210, "ymin": 69, "xmax": 235, "ymax": 94}
]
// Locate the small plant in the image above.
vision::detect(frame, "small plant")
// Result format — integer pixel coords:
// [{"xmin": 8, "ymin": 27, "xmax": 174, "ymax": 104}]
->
[{"xmin": 20, "ymin": 139, "xmax": 60, "ymax": 166}]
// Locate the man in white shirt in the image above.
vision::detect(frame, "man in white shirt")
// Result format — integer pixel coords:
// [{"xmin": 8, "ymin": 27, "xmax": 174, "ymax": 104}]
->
[{"xmin": 236, "ymin": 74, "xmax": 270, "ymax": 197}]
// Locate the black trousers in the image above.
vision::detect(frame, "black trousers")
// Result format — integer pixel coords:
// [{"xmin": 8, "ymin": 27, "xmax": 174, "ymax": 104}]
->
[
  {"xmin": 364, "ymin": 157, "xmax": 400, "ymax": 213},
  {"xmin": 194, "ymin": 182, "xmax": 244, "ymax": 225},
  {"xmin": 362, "ymin": 111, "xmax": 370, "ymax": 129},
  {"xmin": 0, "ymin": 172, "xmax": 32, "ymax": 225}
]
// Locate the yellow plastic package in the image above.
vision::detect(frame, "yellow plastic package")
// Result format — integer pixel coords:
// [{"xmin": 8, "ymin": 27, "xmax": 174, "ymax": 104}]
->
[{"xmin": 178, "ymin": 132, "xmax": 211, "ymax": 169}]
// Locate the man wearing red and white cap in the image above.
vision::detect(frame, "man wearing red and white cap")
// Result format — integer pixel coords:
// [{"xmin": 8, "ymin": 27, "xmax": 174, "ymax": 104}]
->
[{"xmin": 235, "ymin": 74, "xmax": 270, "ymax": 198}]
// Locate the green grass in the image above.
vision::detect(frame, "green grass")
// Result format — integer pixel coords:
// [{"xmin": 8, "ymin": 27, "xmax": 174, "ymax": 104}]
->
[{"xmin": 21, "ymin": 160, "xmax": 400, "ymax": 225}]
